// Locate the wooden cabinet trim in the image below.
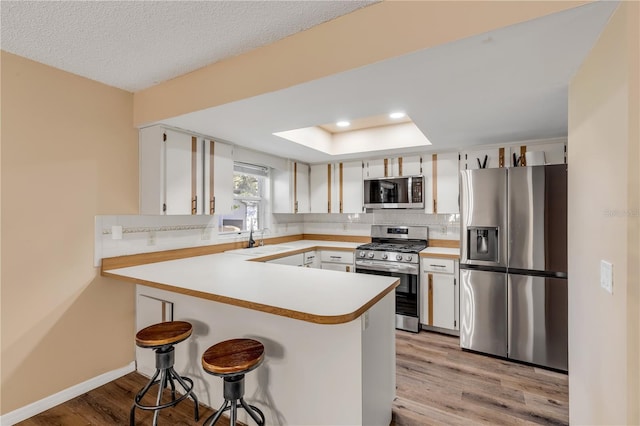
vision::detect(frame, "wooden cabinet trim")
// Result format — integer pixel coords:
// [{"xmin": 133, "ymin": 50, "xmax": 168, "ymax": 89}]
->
[
  {"xmin": 432, "ymin": 153, "xmax": 438, "ymax": 213},
  {"xmin": 428, "ymin": 273, "xmax": 434, "ymax": 326},
  {"xmin": 327, "ymin": 163, "xmax": 332, "ymax": 213},
  {"xmin": 294, "ymin": 162, "xmax": 298, "ymax": 213},
  {"xmin": 209, "ymin": 140, "xmax": 215, "ymax": 214},
  {"xmin": 338, "ymin": 163, "xmax": 344, "ymax": 213},
  {"xmin": 191, "ymin": 136, "xmax": 198, "ymax": 215}
]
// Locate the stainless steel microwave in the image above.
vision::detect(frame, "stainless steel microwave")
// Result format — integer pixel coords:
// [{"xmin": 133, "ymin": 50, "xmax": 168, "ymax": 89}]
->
[{"xmin": 363, "ymin": 175, "xmax": 424, "ymax": 209}]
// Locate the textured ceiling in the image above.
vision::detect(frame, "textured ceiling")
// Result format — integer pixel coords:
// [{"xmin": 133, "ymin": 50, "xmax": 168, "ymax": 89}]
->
[
  {"xmin": 0, "ymin": 1, "xmax": 619, "ymax": 163},
  {"xmin": 1, "ymin": 0, "xmax": 375, "ymax": 92}
]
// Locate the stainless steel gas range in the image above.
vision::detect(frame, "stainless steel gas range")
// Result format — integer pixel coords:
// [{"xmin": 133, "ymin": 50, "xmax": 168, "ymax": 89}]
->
[{"xmin": 355, "ymin": 225, "xmax": 428, "ymax": 333}]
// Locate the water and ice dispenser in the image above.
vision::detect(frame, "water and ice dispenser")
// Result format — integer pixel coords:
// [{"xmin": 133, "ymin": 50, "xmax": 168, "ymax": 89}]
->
[{"xmin": 467, "ymin": 226, "xmax": 499, "ymax": 262}]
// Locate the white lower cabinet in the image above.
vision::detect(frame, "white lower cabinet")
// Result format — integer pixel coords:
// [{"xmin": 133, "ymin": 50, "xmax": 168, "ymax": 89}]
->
[
  {"xmin": 420, "ymin": 257, "xmax": 459, "ymax": 334},
  {"xmin": 303, "ymin": 251, "xmax": 319, "ymax": 268},
  {"xmin": 320, "ymin": 250, "xmax": 355, "ymax": 273}
]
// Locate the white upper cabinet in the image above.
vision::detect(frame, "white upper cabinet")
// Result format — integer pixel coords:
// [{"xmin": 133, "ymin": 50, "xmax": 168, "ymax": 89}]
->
[
  {"xmin": 396, "ymin": 155, "xmax": 423, "ymax": 176},
  {"xmin": 515, "ymin": 140, "xmax": 567, "ymax": 166},
  {"xmin": 364, "ymin": 155, "xmax": 422, "ymax": 178},
  {"xmin": 140, "ymin": 126, "xmax": 203, "ymax": 215},
  {"xmin": 461, "ymin": 140, "xmax": 567, "ymax": 170},
  {"xmin": 460, "ymin": 147, "xmax": 506, "ymax": 170},
  {"xmin": 310, "ymin": 163, "xmax": 334, "ymax": 213},
  {"xmin": 296, "ymin": 162, "xmax": 310, "ymax": 214},
  {"xmin": 424, "ymin": 152, "xmax": 459, "ymax": 214},
  {"xmin": 364, "ymin": 158, "xmax": 388, "ymax": 178},
  {"xmin": 139, "ymin": 125, "xmax": 235, "ymax": 215},
  {"xmin": 340, "ymin": 161, "xmax": 364, "ymax": 214},
  {"xmin": 272, "ymin": 160, "xmax": 310, "ymax": 214},
  {"xmin": 309, "ymin": 161, "xmax": 364, "ymax": 214},
  {"xmin": 204, "ymin": 140, "xmax": 234, "ymax": 215}
]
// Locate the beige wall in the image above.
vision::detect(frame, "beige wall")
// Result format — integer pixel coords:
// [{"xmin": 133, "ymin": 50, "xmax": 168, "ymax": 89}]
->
[
  {"xmin": 568, "ymin": 2, "xmax": 639, "ymax": 424},
  {"xmin": 133, "ymin": 0, "xmax": 588, "ymax": 126},
  {"xmin": 0, "ymin": 52, "xmax": 138, "ymax": 414}
]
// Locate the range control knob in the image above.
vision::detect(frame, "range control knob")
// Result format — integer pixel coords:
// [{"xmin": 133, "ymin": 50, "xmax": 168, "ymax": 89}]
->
[
  {"xmin": 396, "ymin": 254, "xmax": 403, "ymax": 261},
  {"xmin": 368, "ymin": 252, "xmax": 375, "ymax": 259},
  {"xmin": 359, "ymin": 251, "xmax": 366, "ymax": 258},
  {"xmin": 382, "ymin": 253, "xmax": 388, "ymax": 260},
  {"xmin": 406, "ymin": 255, "xmax": 413, "ymax": 262}
]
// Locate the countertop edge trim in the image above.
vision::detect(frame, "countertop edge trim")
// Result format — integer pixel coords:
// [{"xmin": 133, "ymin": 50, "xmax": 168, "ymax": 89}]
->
[
  {"xmin": 103, "ymin": 271, "xmax": 400, "ymax": 325},
  {"xmin": 419, "ymin": 252, "xmax": 460, "ymax": 260},
  {"xmin": 249, "ymin": 245, "xmax": 356, "ymax": 262}
]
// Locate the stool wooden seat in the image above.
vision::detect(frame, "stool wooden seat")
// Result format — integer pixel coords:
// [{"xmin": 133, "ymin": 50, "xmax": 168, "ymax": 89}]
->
[
  {"xmin": 201, "ymin": 338, "xmax": 265, "ymax": 426},
  {"xmin": 130, "ymin": 321, "xmax": 199, "ymax": 426},
  {"xmin": 202, "ymin": 338, "xmax": 264, "ymax": 376},
  {"xmin": 135, "ymin": 320, "xmax": 192, "ymax": 348}
]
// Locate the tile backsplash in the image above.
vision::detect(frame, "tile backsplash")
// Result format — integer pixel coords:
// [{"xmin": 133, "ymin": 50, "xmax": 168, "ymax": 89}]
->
[{"xmin": 95, "ymin": 210, "xmax": 459, "ymax": 266}]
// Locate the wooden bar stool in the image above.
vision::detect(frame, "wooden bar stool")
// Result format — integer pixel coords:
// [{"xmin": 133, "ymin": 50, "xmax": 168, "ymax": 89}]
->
[
  {"xmin": 201, "ymin": 338, "xmax": 265, "ymax": 426},
  {"xmin": 130, "ymin": 321, "xmax": 199, "ymax": 426}
]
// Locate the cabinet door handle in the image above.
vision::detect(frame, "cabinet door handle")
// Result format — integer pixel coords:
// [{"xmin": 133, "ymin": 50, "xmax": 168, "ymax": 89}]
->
[
  {"xmin": 295, "ymin": 201, "xmax": 298, "ymax": 213},
  {"xmin": 346, "ymin": 266, "xmax": 351, "ymax": 272},
  {"xmin": 191, "ymin": 196, "xmax": 197, "ymax": 215},
  {"xmin": 430, "ymin": 264, "xmax": 447, "ymax": 268}
]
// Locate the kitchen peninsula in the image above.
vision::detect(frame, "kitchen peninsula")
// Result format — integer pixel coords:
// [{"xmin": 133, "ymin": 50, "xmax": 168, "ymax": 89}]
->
[{"xmin": 102, "ymin": 242, "xmax": 398, "ymax": 425}]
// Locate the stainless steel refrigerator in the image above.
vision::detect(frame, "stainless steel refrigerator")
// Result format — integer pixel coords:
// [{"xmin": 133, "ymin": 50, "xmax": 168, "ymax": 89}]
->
[{"xmin": 459, "ymin": 164, "xmax": 568, "ymax": 371}]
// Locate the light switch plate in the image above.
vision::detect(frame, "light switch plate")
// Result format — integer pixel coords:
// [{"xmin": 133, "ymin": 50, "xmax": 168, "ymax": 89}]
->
[{"xmin": 600, "ymin": 260, "xmax": 613, "ymax": 294}]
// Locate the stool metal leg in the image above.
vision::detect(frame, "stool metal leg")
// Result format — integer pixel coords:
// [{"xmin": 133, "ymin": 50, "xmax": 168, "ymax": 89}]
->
[
  {"xmin": 202, "ymin": 374, "xmax": 265, "ymax": 426},
  {"xmin": 230, "ymin": 399, "xmax": 238, "ymax": 425},
  {"xmin": 240, "ymin": 398, "xmax": 265, "ymax": 426},
  {"xmin": 152, "ymin": 369, "xmax": 168, "ymax": 426},
  {"xmin": 130, "ymin": 346, "xmax": 199, "ymax": 425},
  {"xmin": 170, "ymin": 367, "xmax": 200, "ymax": 421},
  {"xmin": 204, "ymin": 399, "xmax": 230, "ymax": 426}
]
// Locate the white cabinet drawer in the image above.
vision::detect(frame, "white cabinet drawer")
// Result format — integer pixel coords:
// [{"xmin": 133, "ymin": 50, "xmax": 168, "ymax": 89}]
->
[
  {"xmin": 422, "ymin": 258, "xmax": 455, "ymax": 274},
  {"xmin": 321, "ymin": 263, "xmax": 352, "ymax": 273},
  {"xmin": 320, "ymin": 250, "xmax": 354, "ymax": 264},
  {"xmin": 304, "ymin": 251, "xmax": 317, "ymax": 264}
]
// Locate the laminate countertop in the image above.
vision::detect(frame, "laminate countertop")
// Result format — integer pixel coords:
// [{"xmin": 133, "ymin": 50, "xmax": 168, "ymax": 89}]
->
[
  {"xmin": 103, "ymin": 240, "xmax": 398, "ymax": 325},
  {"xmin": 419, "ymin": 247, "xmax": 460, "ymax": 259}
]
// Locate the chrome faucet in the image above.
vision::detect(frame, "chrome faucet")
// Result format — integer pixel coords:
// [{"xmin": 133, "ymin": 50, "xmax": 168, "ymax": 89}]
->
[{"xmin": 259, "ymin": 228, "xmax": 268, "ymax": 246}]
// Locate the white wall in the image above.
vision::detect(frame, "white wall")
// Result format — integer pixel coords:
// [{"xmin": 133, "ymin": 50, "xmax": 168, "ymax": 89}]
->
[{"xmin": 567, "ymin": 2, "xmax": 639, "ymax": 424}]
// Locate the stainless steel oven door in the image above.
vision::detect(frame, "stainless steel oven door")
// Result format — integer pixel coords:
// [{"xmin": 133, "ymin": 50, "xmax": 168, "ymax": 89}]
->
[{"xmin": 355, "ymin": 260, "xmax": 420, "ymax": 332}]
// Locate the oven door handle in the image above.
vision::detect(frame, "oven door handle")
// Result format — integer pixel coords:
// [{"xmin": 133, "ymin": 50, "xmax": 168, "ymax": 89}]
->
[{"xmin": 356, "ymin": 261, "xmax": 419, "ymax": 275}]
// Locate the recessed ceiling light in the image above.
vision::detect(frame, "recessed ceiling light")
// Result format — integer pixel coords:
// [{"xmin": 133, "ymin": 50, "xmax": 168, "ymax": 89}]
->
[
  {"xmin": 336, "ymin": 120, "xmax": 351, "ymax": 128},
  {"xmin": 389, "ymin": 112, "xmax": 406, "ymax": 119}
]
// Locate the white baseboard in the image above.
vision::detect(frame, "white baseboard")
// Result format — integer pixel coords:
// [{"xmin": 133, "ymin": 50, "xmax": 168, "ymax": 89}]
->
[{"xmin": 0, "ymin": 361, "xmax": 136, "ymax": 426}]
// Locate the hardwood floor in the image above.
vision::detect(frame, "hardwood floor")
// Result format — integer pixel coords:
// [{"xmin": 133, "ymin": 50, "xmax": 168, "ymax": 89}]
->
[
  {"xmin": 392, "ymin": 331, "xmax": 568, "ymax": 426},
  {"xmin": 17, "ymin": 331, "xmax": 568, "ymax": 425}
]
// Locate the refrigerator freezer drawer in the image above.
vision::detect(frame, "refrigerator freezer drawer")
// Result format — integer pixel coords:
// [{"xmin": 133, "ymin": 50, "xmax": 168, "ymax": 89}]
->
[
  {"xmin": 508, "ymin": 274, "xmax": 568, "ymax": 371},
  {"xmin": 460, "ymin": 269, "xmax": 507, "ymax": 357}
]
